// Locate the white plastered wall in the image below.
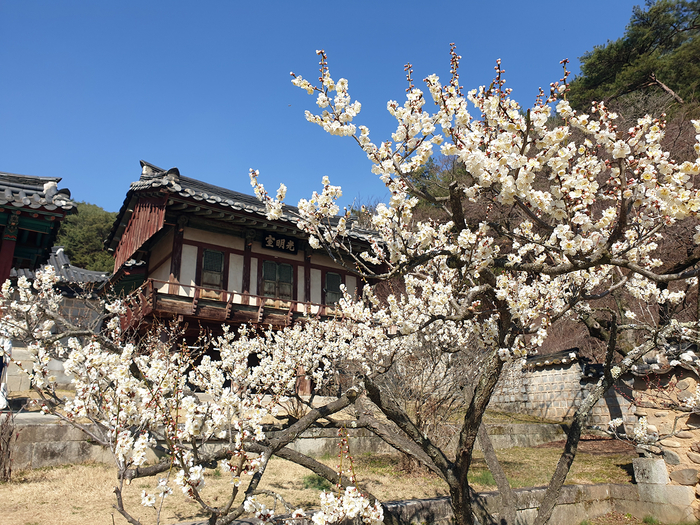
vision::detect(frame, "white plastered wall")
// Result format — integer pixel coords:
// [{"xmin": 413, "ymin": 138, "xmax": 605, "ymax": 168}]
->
[
  {"xmin": 310, "ymin": 268, "xmax": 322, "ymax": 304},
  {"xmin": 229, "ymin": 254, "xmax": 244, "ymax": 293},
  {"xmin": 345, "ymin": 275, "xmax": 357, "ymax": 299},
  {"xmin": 250, "ymin": 257, "xmax": 258, "ymax": 296},
  {"xmin": 180, "ymin": 245, "xmax": 198, "ymax": 297},
  {"xmin": 183, "ymin": 227, "xmax": 244, "ymax": 250}
]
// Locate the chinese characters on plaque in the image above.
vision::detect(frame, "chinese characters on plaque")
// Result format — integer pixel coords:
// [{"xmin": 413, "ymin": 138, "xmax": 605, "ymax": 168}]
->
[{"xmin": 263, "ymin": 233, "xmax": 298, "ymax": 254}]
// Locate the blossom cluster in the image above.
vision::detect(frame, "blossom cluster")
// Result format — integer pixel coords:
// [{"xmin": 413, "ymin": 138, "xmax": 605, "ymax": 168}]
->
[
  {"xmin": 311, "ymin": 487, "xmax": 383, "ymax": 525},
  {"xmin": 0, "ymin": 266, "xmax": 397, "ymax": 524},
  {"xmin": 248, "ymin": 50, "xmax": 700, "ymax": 366}
]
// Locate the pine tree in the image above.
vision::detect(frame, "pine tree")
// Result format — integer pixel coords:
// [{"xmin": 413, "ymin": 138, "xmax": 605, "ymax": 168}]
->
[{"xmin": 55, "ymin": 202, "xmax": 116, "ymax": 272}]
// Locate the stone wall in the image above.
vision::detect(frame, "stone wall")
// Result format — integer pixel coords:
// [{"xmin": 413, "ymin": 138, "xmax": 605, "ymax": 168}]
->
[
  {"xmin": 489, "ymin": 358, "xmax": 636, "ymax": 428},
  {"xmin": 9, "ymin": 416, "xmax": 565, "ymax": 470},
  {"xmin": 5, "ymin": 296, "xmax": 102, "ymax": 392},
  {"xmin": 59, "ymin": 296, "xmax": 103, "ymax": 327},
  {"xmin": 173, "ymin": 483, "xmax": 695, "ymax": 525},
  {"xmin": 12, "ymin": 414, "xmax": 111, "ymax": 470},
  {"xmin": 626, "ymin": 373, "xmax": 700, "ymax": 519}
]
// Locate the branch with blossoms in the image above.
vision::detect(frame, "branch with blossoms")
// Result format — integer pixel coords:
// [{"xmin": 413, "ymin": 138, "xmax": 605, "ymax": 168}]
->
[
  {"xmin": 243, "ymin": 47, "xmax": 700, "ymax": 525},
  {"xmin": 0, "ymin": 269, "xmax": 391, "ymax": 525}
]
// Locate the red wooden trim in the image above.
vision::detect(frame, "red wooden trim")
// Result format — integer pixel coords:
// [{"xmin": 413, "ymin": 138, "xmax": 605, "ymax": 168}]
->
[
  {"xmin": 114, "ymin": 196, "xmax": 167, "ymax": 271},
  {"xmin": 0, "ymin": 237, "xmax": 16, "ymax": 285},
  {"xmin": 222, "ymin": 251, "xmax": 230, "ymax": 292},
  {"xmin": 321, "ymin": 269, "xmax": 325, "ymax": 305},
  {"xmin": 225, "ymin": 292, "xmax": 234, "ymax": 320},
  {"xmin": 292, "ymin": 263, "xmax": 298, "ymax": 302},
  {"xmin": 191, "ymin": 287, "xmax": 200, "ymax": 315},
  {"xmin": 184, "ymin": 236, "xmax": 350, "ymax": 275},
  {"xmin": 195, "ymin": 247, "xmax": 203, "ymax": 288},
  {"xmin": 304, "ymin": 254, "xmax": 311, "ymax": 304},
  {"xmin": 256, "ymin": 299, "xmax": 264, "ymax": 323}
]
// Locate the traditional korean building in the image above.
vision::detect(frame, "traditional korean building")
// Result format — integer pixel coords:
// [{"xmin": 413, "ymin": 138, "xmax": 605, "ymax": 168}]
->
[
  {"xmin": 0, "ymin": 171, "xmax": 75, "ymax": 284},
  {"xmin": 105, "ymin": 161, "xmax": 374, "ymax": 337}
]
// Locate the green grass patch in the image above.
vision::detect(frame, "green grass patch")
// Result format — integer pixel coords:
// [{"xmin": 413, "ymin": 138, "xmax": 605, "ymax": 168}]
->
[
  {"xmin": 469, "ymin": 470, "xmax": 496, "ymax": 487},
  {"xmin": 302, "ymin": 474, "xmax": 332, "ymax": 491}
]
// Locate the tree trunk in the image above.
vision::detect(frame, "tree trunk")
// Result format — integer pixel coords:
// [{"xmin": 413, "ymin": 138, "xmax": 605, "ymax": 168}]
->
[
  {"xmin": 450, "ymin": 483, "xmax": 475, "ymax": 525},
  {"xmin": 478, "ymin": 423, "xmax": 517, "ymax": 524}
]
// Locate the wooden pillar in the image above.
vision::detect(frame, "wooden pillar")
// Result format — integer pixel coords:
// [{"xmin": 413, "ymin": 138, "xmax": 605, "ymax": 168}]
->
[
  {"xmin": 304, "ymin": 243, "xmax": 312, "ymax": 304},
  {"xmin": 0, "ymin": 214, "xmax": 19, "ymax": 285},
  {"xmin": 168, "ymin": 217, "xmax": 186, "ymax": 294},
  {"xmin": 242, "ymin": 229, "xmax": 254, "ymax": 304}
]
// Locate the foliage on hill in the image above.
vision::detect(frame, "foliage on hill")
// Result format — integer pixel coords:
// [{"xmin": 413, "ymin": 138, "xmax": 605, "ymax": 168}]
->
[
  {"xmin": 567, "ymin": 0, "xmax": 700, "ymax": 112},
  {"xmin": 55, "ymin": 201, "xmax": 116, "ymax": 272}
]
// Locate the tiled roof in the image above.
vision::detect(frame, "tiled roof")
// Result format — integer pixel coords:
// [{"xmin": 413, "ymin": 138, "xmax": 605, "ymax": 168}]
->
[
  {"xmin": 11, "ymin": 246, "xmax": 110, "ymax": 284},
  {"xmin": 629, "ymin": 342, "xmax": 700, "ymax": 377},
  {"xmin": 524, "ymin": 343, "xmax": 700, "ymax": 379},
  {"xmin": 107, "ymin": 161, "xmax": 377, "ymax": 248},
  {"xmin": 0, "ymin": 171, "xmax": 75, "ymax": 211},
  {"xmin": 525, "ymin": 348, "xmax": 580, "ymax": 369}
]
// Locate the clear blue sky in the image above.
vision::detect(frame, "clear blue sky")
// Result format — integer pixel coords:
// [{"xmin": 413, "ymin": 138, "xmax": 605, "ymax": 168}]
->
[{"xmin": 1, "ymin": 1, "xmax": 643, "ymax": 213}]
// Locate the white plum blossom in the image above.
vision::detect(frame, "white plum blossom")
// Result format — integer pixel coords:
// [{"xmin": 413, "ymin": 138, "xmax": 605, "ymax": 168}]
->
[{"xmin": 312, "ymin": 487, "xmax": 383, "ymax": 525}]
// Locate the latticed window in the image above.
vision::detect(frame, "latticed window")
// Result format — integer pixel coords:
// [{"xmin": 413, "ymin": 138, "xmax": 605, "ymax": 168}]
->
[
  {"xmin": 325, "ymin": 272, "xmax": 342, "ymax": 304},
  {"xmin": 262, "ymin": 261, "xmax": 293, "ymax": 300},
  {"xmin": 201, "ymin": 250, "xmax": 224, "ymax": 289}
]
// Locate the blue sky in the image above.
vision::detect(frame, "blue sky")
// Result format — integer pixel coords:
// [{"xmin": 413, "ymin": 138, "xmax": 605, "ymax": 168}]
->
[{"xmin": 1, "ymin": 1, "xmax": 643, "ymax": 213}]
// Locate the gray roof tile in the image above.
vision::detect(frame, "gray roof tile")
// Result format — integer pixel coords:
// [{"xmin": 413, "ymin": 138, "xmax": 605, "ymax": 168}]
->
[
  {"xmin": 11, "ymin": 246, "xmax": 110, "ymax": 284},
  {"xmin": 0, "ymin": 171, "xmax": 76, "ymax": 211},
  {"xmin": 108, "ymin": 161, "xmax": 377, "ymax": 249}
]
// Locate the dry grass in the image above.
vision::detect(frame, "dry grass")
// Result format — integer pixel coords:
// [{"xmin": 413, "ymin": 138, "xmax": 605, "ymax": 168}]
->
[
  {"xmin": 469, "ymin": 447, "xmax": 634, "ymax": 489},
  {"xmin": 1, "ymin": 456, "xmax": 446, "ymax": 525},
  {"xmin": 0, "ymin": 443, "xmax": 638, "ymax": 525}
]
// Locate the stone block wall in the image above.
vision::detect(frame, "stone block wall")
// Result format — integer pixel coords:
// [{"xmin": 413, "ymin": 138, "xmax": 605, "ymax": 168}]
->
[
  {"xmin": 174, "ymin": 484, "xmax": 696, "ymax": 525},
  {"xmin": 489, "ymin": 358, "xmax": 636, "ymax": 427},
  {"xmin": 59, "ymin": 296, "xmax": 103, "ymax": 327},
  {"xmin": 5, "ymin": 297, "xmax": 101, "ymax": 392},
  {"xmin": 12, "ymin": 416, "xmax": 112, "ymax": 469}
]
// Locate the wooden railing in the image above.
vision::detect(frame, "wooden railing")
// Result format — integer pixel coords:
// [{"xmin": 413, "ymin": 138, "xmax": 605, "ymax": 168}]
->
[{"xmin": 123, "ymin": 278, "xmax": 340, "ymax": 327}]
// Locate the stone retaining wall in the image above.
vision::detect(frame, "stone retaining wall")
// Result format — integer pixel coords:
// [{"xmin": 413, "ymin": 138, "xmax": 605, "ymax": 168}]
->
[
  {"xmin": 490, "ymin": 358, "xmax": 636, "ymax": 428},
  {"xmin": 12, "ymin": 415, "xmax": 111, "ymax": 470},
  {"xmin": 9, "ymin": 417, "xmax": 566, "ymax": 470},
  {"xmin": 173, "ymin": 483, "xmax": 695, "ymax": 525}
]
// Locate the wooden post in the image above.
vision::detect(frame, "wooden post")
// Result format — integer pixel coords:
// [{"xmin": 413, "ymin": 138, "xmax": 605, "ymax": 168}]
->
[
  {"xmin": 242, "ymin": 229, "xmax": 254, "ymax": 305},
  {"xmin": 168, "ymin": 218, "xmax": 185, "ymax": 294}
]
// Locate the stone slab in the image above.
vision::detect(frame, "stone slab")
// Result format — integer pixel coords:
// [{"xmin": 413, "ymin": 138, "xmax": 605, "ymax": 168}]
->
[{"xmin": 633, "ymin": 458, "xmax": 669, "ymax": 484}]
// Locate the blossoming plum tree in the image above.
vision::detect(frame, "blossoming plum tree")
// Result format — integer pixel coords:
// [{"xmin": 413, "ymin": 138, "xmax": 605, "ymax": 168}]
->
[
  {"xmin": 3, "ymin": 46, "xmax": 700, "ymax": 525},
  {"xmin": 248, "ymin": 48, "xmax": 700, "ymax": 524},
  {"xmin": 0, "ymin": 272, "xmax": 383, "ymax": 525}
]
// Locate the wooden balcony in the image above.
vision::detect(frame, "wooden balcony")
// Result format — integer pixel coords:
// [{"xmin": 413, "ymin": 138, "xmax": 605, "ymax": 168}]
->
[{"xmin": 121, "ymin": 278, "xmax": 342, "ymax": 332}]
